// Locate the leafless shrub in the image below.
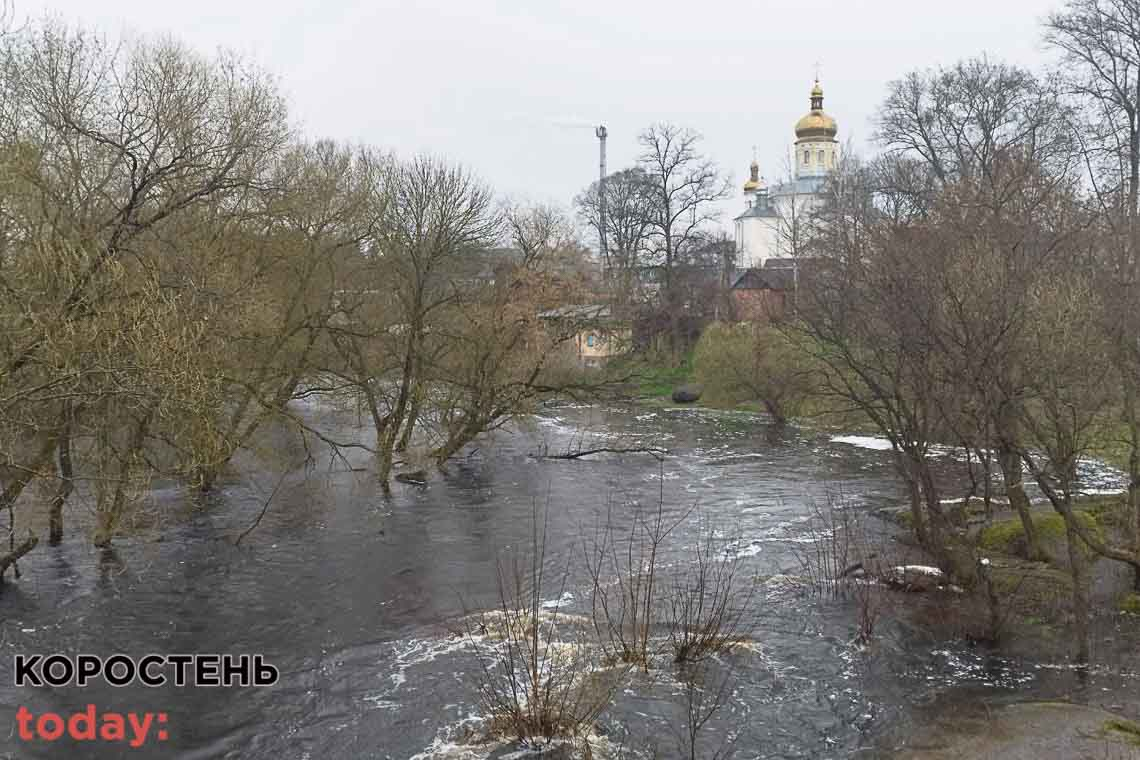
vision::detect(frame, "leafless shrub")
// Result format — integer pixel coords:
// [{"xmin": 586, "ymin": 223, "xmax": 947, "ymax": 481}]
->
[
  {"xmin": 582, "ymin": 483, "xmax": 691, "ymax": 668},
  {"xmin": 792, "ymin": 491, "xmax": 886, "ymax": 643},
  {"xmin": 665, "ymin": 520, "xmax": 754, "ymax": 664},
  {"xmin": 673, "ymin": 661, "xmax": 737, "ymax": 760},
  {"xmin": 793, "ymin": 492, "xmax": 862, "ymax": 595},
  {"xmin": 464, "ymin": 502, "xmax": 624, "ymax": 746}
]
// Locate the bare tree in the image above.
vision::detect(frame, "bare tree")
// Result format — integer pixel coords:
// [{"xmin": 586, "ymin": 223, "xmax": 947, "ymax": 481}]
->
[
  {"xmin": 575, "ymin": 167, "xmax": 655, "ymax": 308},
  {"xmin": 1016, "ymin": 274, "xmax": 1121, "ymax": 662},
  {"xmin": 636, "ymin": 124, "xmax": 731, "ymax": 357},
  {"xmin": 867, "ymin": 59, "xmax": 1081, "ymax": 564},
  {"xmin": 0, "ymin": 22, "xmax": 292, "ymax": 552},
  {"xmin": 1046, "ymin": 0, "xmax": 1140, "ymax": 586}
]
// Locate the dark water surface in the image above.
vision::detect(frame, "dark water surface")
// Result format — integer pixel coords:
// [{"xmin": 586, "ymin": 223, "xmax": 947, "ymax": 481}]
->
[{"xmin": 1, "ymin": 402, "xmax": 1137, "ymax": 759}]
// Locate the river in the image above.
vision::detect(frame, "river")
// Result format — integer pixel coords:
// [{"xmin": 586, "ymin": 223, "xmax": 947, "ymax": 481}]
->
[{"xmin": 1, "ymin": 402, "xmax": 1137, "ymax": 759}]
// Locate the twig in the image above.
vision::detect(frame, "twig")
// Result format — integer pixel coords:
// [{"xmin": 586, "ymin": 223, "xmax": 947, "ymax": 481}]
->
[
  {"xmin": 542, "ymin": 446, "xmax": 668, "ymax": 461},
  {"xmin": 234, "ymin": 470, "xmax": 290, "ymax": 546},
  {"xmin": 0, "ymin": 534, "xmax": 38, "ymax": 584}
]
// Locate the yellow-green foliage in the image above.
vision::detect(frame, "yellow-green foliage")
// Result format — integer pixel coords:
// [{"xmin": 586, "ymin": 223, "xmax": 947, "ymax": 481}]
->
[
  {"xmin": 693, "ymin": 324, "xmax": 759, "ymax": 405},
  {"xmin": 980, "ymin": 511, "xmax": 1102, "ymax": 555},
  {"xmin": 608, "ymin": 352, "xmax": 694, "ymax": 399},
  {"xmin": 1082, "ymin": 495, "xmax": 1129, "ymax": 530},
  {"xmin": 693, "ymin": 323, "xmax": 816, "ymax": 418},
  {"xmin": 1120, "ymin": 593, "xmax": 1140, "ymax": 615}
]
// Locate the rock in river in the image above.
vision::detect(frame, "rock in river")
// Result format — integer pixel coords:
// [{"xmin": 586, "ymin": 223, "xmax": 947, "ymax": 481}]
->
[
  {"xmin": 395, "ymin": 470, "xmax": 428, "ymax": 486},
  {"xmin": 671, "ymin": 384, "xmax": 702, "ymax": 404}
]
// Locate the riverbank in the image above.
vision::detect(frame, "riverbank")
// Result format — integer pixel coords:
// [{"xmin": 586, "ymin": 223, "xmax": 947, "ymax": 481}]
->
[{"xmin": 881, "ymin": 701, "xmax": 1140, "ymax": 759}]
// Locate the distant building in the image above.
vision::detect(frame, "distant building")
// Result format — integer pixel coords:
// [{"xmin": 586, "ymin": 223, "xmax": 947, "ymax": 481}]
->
[
  {"xmin": 537, "ymin": 304, "xmax": 631, "ymax": 367},
  {"xmin": 729, "ymin": 258, "xmax": 797, "ymax": 321},
  {"xmin": 734, "ymin": 79, "xmax": 839, "ymax": 269}
]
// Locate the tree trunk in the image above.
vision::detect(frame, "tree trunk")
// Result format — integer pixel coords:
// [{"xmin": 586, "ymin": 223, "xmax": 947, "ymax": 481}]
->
[
  {"xmin": 0, "ymin": 535, "xmax": 38, "ymax": 584},
  {"xmin": 1125, "ymin": 384, "xmax": 1140, "ymax": 590},
  {"xmin": 1, "ymin": 436, "xmax": 57, "ymax": 515},
  {"xmin": 48, "ymin": 402, "xmax": 74, "ymax": 545},
  {"xmin": 919, "ymin": 460, "xmax": 979, "ymax": 587},
  {"xmin": 93, "ymin": 406, "xmax": 154, "ymax": 548},
  {"xmin": 997, "ymin": 440, "xmax": 1046, "ymax": 562},
  {"xmin": 1065, "ymin": 512, "xmax": 1091, "ymax": 665},
  {"xmin": 433, "ymin": 417, "xmax": 484, "ymax": 467},
  {"xmin": 395, "ymin": 380, "xmax": 423, "ymax": 453},
  {"xmin": 379, "ymin": 331, "xmax": 419, "ymax": 485},
  {"xmin": 901, "ymin": 465, "xmax": 930, "ymax": 548}
]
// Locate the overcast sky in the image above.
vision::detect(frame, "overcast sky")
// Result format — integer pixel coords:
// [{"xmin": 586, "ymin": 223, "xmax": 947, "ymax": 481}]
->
[{"xmin": 21, "ymin": 0, "xmax": 1062, "ymax": 227}]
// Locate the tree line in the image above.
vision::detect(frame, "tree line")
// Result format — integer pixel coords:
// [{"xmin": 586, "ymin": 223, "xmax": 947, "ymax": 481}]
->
[
  {"xmin": 0, "ymin": 20, "xmax": 611, "ymax": 577},
  {"xmin": 575, "ymin": 124, "xmax": 736, "ymax": 355},
  {"xmin": 743, "ymin": 0, "xmax": 1140, "ymax": 662}
]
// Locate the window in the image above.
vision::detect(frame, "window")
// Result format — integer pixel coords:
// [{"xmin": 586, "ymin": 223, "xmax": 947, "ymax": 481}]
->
[
  {"xmin": 818, "ymin": 150, "xmax": 825, "ymax": 164},
  {"xmin": 586, "ymin": 335, "xmax": 596, "ymax": 348},
  {"xmin": 803, "ymin": 150, "xmax": 810, "ymax": 164}
]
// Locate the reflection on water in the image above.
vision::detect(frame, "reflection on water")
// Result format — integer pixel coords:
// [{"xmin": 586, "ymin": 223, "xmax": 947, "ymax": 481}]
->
[{"xmin": 0, "ymin": 402, "xmax": 1137, "ymax": 759}]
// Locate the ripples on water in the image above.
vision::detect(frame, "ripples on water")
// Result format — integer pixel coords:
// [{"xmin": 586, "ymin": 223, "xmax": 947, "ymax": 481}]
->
[{"xmin": 0, "ymin": 402, "xmax": 1137, "ymax": 759}]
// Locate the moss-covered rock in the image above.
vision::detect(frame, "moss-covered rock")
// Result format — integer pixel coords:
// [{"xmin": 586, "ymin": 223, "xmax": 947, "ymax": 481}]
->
[
  {"xmin": 1119, "ymin": 592, "xmax": 1140, "ymax": 615},
  {"xmin": 988, "ymin": 557, "xmax": 1072, "ymax": 601},
  {"xmin": 979, "ymin": 510, "xmax": 1102, "ymax": 558}
]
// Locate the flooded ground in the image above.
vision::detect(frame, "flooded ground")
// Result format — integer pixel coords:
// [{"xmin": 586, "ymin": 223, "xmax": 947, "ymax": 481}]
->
[{"xmin": 1, "ymin": 402, "xmax": 1137, "ymax": 759}]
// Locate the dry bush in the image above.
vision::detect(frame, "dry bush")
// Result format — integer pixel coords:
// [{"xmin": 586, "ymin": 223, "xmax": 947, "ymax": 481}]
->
[
  {"xmin": 792, "ymin": 491, "xmax": 886, "ymax": 643},
  {"xmin": 582, "ymin": 485, "xmax": 691, "ymax": 668},
  {"xmin": 665, "ymin": 520, "xmax": 754, "ymax": 664},
  {"xmin": 464, "ymin": 503, "xmax": 624, "ymax": 747},
  {"xmin": 673, "ymin": 661, "xmax": 737, "ymax": 760}
]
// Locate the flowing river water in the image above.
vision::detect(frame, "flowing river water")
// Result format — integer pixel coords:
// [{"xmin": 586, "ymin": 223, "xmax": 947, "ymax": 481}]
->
[{"xmin": 1, "ymin": 402, "xmax": 1138, "ymax": 759}]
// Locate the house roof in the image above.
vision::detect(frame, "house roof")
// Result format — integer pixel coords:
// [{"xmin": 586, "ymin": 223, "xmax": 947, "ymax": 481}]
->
[
  {"xmin": 734, "ymin": 201, "xmax": 779, "ymax": 221},
  {"xmin": 769, "ymin": 175, "xmax": 828, "ymax": 197},
  {"xmin": 730, "ymin": 260, "xmax": 801, "ymax": 291},
  {"xmin": 537, "ymin": 304, "xmax": 611, "ymax": 321},
  {"xmin": 732, "ymin": 269, "xmax": 778, "ymax": 290}
]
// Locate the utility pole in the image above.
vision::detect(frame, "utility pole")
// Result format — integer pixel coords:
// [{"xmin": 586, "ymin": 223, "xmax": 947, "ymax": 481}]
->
[{"xmin": 595, "ymin": 125, "xmax": 608, "ymax": 274}]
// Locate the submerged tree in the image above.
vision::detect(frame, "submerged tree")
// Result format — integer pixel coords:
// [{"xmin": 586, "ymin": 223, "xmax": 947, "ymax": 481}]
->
[{"xmin": 1046, "ymin": 0, "xmax": 1140, "ymax": 587}]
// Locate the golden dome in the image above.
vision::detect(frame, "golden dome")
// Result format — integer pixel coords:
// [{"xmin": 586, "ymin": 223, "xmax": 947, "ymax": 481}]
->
[
  {"xmin": 796, "ymin": 78, "xmax": 838, "ymax": 140},
  {"xmin": 743, "ymin": 159, "xmax": 764, "ymax": 192},
  {"xmin": 795, "ymin": 111, "xmax": 838, "ymax": 138}
]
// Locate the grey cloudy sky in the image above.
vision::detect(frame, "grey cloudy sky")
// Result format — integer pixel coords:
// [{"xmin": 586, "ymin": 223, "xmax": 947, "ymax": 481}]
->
[{"xmin": 22, "ymin": 0, "xmax": 1061, "ymax": 226}]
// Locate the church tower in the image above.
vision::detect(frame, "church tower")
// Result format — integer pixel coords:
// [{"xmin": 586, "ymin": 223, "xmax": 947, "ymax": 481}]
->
[
  {"xmin": 794, "ymin": 79, "xmax": 838, "ymax": 178},
  {"xmin": 743, "ymin": 157, "xmax": 763, "ymax": 207},
  {"xmin": 735, "ymin": 75, "xmax": 841, "ymax": 271}
]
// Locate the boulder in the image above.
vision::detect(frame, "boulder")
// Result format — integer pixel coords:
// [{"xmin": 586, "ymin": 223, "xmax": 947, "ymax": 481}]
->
[{"xmin": 671, "ymin": 384, "xmax": 702, "ymax": 404}]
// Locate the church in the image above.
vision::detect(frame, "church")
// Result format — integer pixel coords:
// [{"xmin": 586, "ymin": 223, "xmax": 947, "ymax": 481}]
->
[{"xmin": 733, "ymin": 79, "xmax": 839, "ymax": 270}]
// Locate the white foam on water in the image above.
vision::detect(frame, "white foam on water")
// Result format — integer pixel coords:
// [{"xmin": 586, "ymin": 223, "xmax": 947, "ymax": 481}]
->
[
  {"xmin": 540, "ymin": 591, "xmax": 574, "ymax": 610},
  {"xmin": 831, "ymin": 435, "xmax": 893, "ymax": 451},
  {"xmin": 389, "ymin": 635, "xmax": 473, "ymax": 690}
]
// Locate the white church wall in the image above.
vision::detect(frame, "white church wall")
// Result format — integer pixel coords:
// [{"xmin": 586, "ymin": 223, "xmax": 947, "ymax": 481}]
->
[{"xmin": 737, "ymin": 216, "xmax": 780, "ymax": 269}]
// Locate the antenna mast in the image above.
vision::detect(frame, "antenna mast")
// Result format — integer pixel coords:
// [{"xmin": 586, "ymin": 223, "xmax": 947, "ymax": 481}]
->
[{"xmin": 595, "ymin": 125, "xmax": 608, "ymax": 272}]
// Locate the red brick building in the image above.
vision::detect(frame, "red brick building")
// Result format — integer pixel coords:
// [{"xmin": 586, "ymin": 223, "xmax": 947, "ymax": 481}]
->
[{"xmin": 730, "ymin": 259, "xmax": 798, "ymax": 322}]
